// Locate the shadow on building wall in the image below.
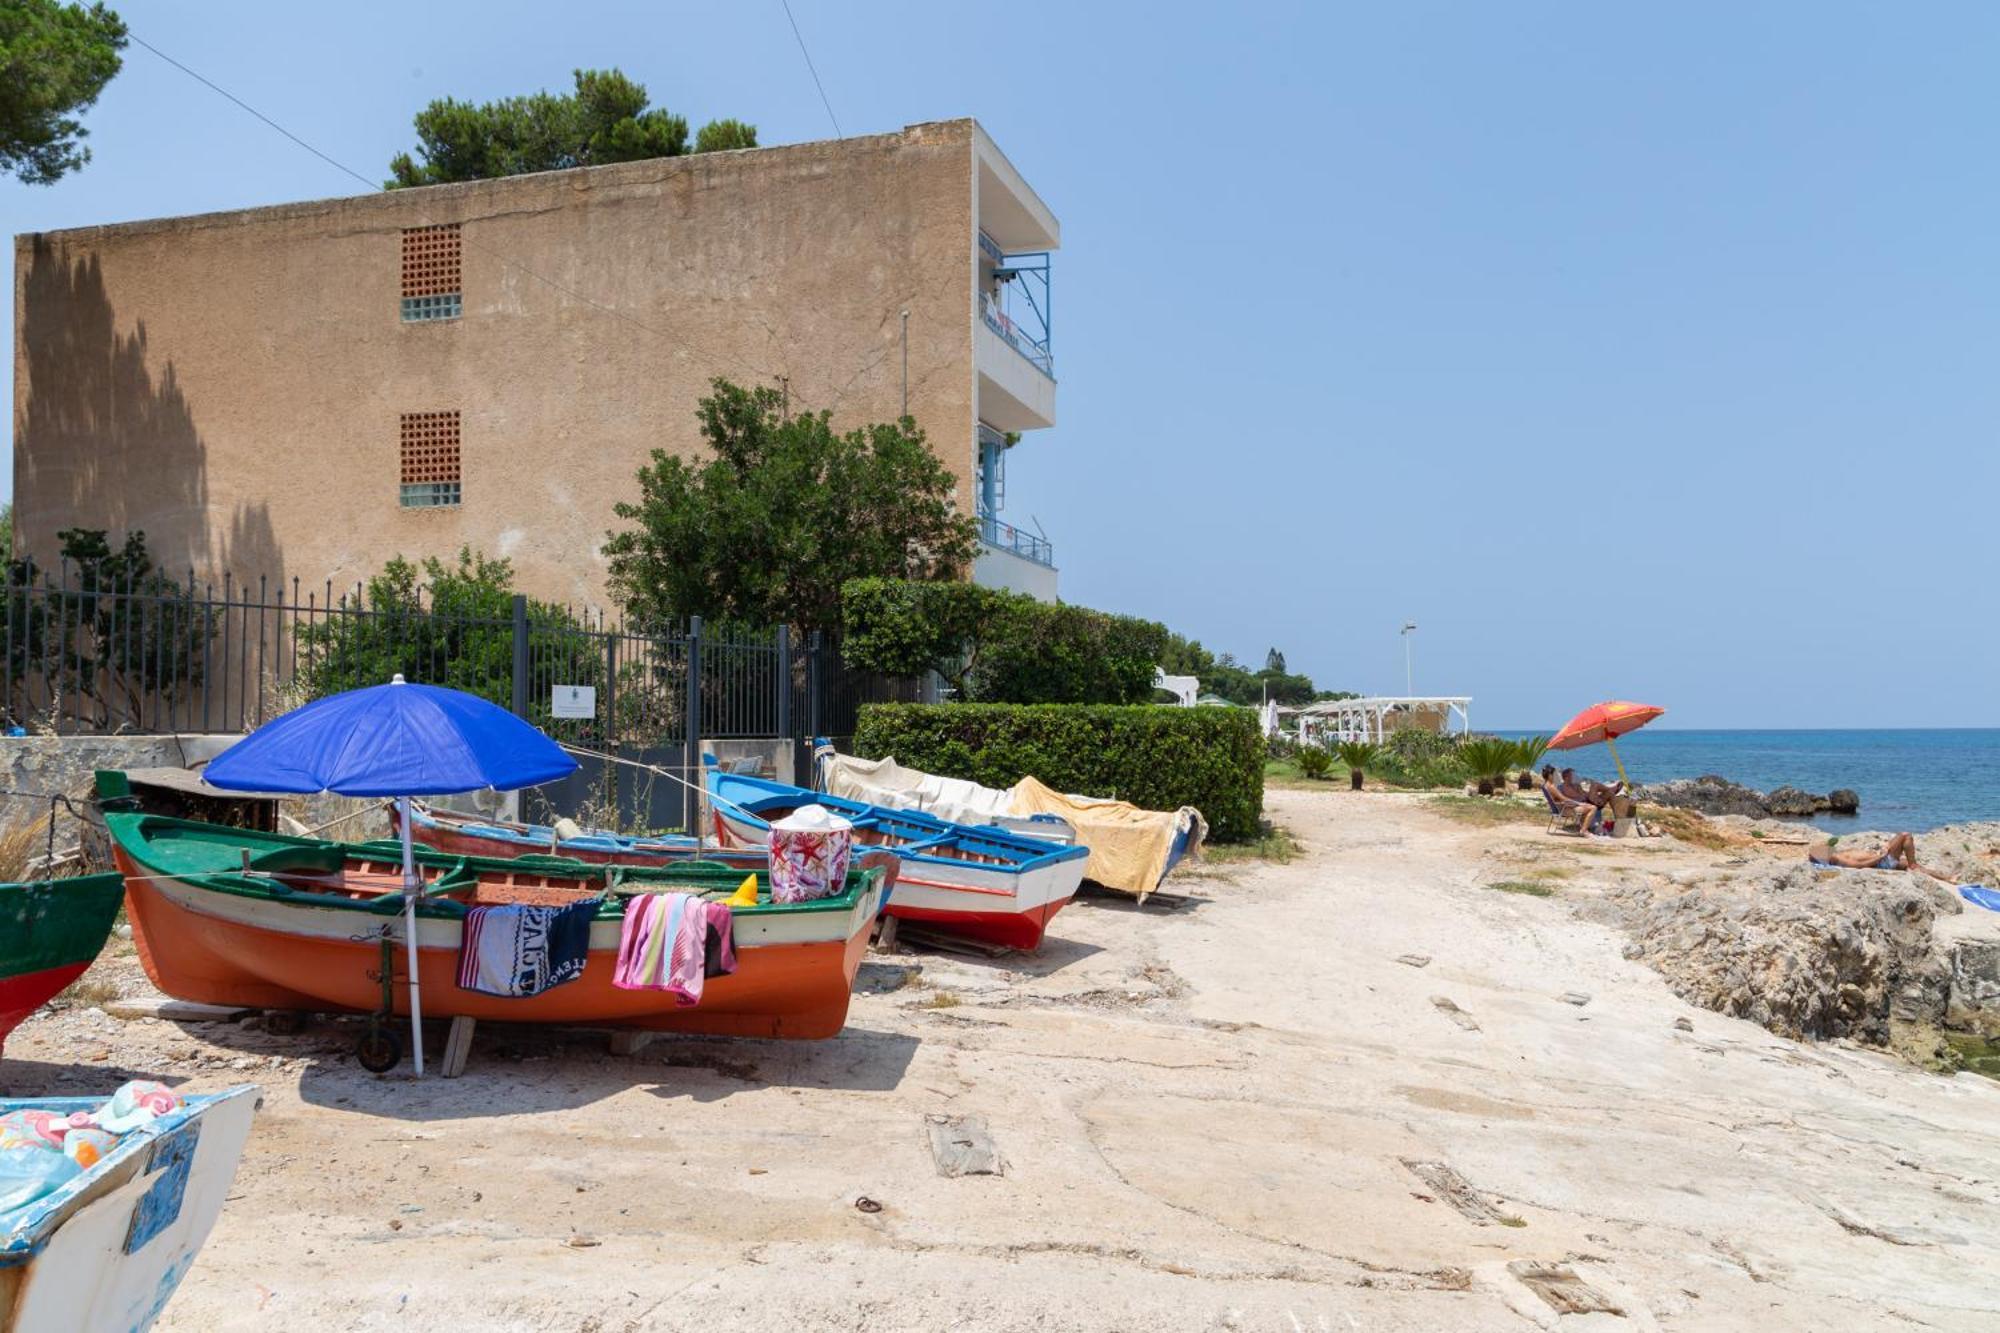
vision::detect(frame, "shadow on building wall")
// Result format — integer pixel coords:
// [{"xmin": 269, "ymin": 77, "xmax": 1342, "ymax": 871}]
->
[{"xmin": 16, "ymin": 238, "xmax": 285, "ymax": 591}]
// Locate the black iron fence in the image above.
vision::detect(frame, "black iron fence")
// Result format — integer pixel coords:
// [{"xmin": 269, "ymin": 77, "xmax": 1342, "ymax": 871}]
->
[{"xmin": 0, "ymin": 570, "xmax": 922, "ymax": 826}]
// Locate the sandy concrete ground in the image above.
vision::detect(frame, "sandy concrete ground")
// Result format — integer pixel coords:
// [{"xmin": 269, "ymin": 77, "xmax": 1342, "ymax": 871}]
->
[{"xmin": 8, "ymin": 789, "xmax": 2000, "ymax": 1331}]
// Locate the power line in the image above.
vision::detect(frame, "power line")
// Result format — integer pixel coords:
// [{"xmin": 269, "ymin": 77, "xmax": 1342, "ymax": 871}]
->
[
  {"xmin": 128, "ymin": 33, "xmax": 768, "ymax": 383},
  {"xmin": 779, "ymin": 0, "xmax": 843, "ymax": 138},
  {"xmin": 130, "ymin": 34, "xmax": 378, "ymax": 193}
]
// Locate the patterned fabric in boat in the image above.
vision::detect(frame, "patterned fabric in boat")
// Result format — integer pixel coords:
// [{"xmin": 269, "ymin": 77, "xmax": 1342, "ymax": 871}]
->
[
  {"xmin": 768, "ymin": 805, "xmax": 853, "ymax": 904},
  {"xmin": 456, "ymin": 899, "xmax": 597, "ymax": 997},
  {"xmin": 613, "ymin": 893, "xmax": 736, "ymax": 1005}
]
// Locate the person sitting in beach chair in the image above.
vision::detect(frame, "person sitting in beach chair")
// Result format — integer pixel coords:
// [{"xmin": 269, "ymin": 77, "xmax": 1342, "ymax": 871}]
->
[
  {"xmin": 1541, "ymin": 765, "xmax": 1598, "ymax": 835},
  {"xmin": 1807, "ymin": 833, "xmax": 1954, "ymax": 883},
  {"xmin": 1566, "ymin": 768, "xmax": 1635, "ymax": 828}
]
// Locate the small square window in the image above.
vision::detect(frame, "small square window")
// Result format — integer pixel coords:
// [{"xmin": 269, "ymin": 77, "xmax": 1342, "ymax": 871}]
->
[
  {"xmin": 400, "ymin": 411, "xmax": 461, "ymax": 507},
  {"xmin": 399, "ymin": 481, "xmax": 462, "ymax": 507},
  {"xmin": 401, "ymin": 224, "xmax": 461, "ymax": 322},
  {"xmin": 401, "ymin": 293, "xmax": 461, "ymax": 322}
]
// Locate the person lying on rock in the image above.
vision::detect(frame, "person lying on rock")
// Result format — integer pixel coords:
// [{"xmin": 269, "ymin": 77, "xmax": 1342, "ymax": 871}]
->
[{"xmin": 1806, "ymin": 833, "xmax": 1954, "ymax": 883}]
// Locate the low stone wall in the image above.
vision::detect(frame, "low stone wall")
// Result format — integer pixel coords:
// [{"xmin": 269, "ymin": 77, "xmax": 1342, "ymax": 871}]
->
[{"xmin": 0, "ymin": 733, "xmax": 245, "ymax": 830}]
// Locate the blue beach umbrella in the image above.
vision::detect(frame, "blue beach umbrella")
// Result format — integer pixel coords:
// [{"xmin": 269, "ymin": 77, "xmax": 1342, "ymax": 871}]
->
[{"xmin": 204, "ymin": 675, "xmax": 577, "ymax": 1075}]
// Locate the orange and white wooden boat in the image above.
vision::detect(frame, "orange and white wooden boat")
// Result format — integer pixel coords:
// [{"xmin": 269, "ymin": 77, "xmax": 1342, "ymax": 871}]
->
[
  {"xmin": 102, "ymin": 810, "xmax": 886, "ymax": 1046},
  {"xmin": 706, "ymin": 762, "xmax": 1089, "ymax": 951}
]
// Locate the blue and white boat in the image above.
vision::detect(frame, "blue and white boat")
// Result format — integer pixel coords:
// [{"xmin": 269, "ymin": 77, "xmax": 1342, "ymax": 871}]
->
[
  {"xmin": 704, "ymin": 760, "xmax": 1090, "ymax": 950},
  {"xmin": 391, "ymin": 800, "xmax": 768, "ymax": 871},
  {"xmin": 0, "ymin": 1085, "xmax": 257, "ymax": 1332}
]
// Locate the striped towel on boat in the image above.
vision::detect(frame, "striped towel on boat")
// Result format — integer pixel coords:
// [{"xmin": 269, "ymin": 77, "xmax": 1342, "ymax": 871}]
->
[
  {"xmin": 614, "ymin": 892, "xmax": 736, "ymax": 1005},
  {"xmin": 456, "ymin": 899, "xmax": 597, "ymax": 997}
]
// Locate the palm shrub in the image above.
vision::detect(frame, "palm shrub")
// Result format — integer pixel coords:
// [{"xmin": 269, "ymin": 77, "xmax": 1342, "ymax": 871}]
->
[
  {"xmin": 1334, "ymin": 740, "xmax": 1379, "ymax": 791},
  {"xmin": 1512, "ymin": 735, "xmax": 1551, "ymax": 790},
  {"xmin": 1458, "ymin": 737, "xmax": 1518, "ymax": 797},
  {"xmin": 1295, "ymin": 744, "xmax": 1334, "ymax": 780},
  {"xmin": 1371, "ymin": 728, "xmax": 1467, "ymax": 789}
]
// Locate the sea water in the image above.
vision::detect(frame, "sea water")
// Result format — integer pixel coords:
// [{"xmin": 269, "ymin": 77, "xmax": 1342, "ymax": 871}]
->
[{"xmin": 1494, "ymin": 728, "xmax": 2000, "ymax": 833}]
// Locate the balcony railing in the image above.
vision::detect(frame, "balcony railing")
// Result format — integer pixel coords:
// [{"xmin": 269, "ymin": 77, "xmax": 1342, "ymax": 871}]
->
[
  {"xmin": 980, "ymin": 514, "xmax": 1054, "ymax": 568},
  {"xmin": 980, "ymin": 292, "xmax": 1053, "ymax": 378},
  {"xmin": 979, "ymin": 230, "xmax": 1053, "ymax": 379}
]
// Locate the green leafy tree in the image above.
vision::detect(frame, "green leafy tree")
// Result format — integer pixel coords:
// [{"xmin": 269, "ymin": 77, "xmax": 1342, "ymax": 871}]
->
[
  {"xmin": 296, "ymin": 548, "xmax": 602, "ymax": 731},
  {"xmin": 605, "ymin": 380, "xmax": 978, "ymax": 634},
  {"xmin": 3, "ymin": 528, "xmax": 211, "ymax": 728},
  {"xmin": 1264, "ymin": 647, "xmax": 1285, "ymax": 674},
  {"xmin": 0, "ymin": 502, "xmax": 12, "ymax": 558},
  {"xmin": 694, "ymin": 117, "xmax": 757, "ymax": 152},
  {"xmin": 1158, "ymin": 631, "xmax": 1215, "ymax": 680},
  {"xmin": 977, "ymin": 600, "xmax": 1167, "ymax": 705},
  {"xmin": 0, "ymin": 1, "xmax": 126, "ymax": 185},
  {"xmin": 838, "ymin": 578, "xmax": 1016, "ymax": 699},
  {"xmin": 1295, "ymin": 744, "xmax": 1332, "ymax": 780},
  {"xmin": 840, "ymin": 577, "xmax": 1167, "ymax": 705},
  {"xmin": 388, "ymin": 68, "xmax": 752, "ymax": 188}
]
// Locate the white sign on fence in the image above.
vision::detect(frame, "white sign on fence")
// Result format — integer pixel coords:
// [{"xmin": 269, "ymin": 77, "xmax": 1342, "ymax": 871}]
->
[{"xmin": 550, "ymin": 685, "xmax": 597, "ymax": 719}]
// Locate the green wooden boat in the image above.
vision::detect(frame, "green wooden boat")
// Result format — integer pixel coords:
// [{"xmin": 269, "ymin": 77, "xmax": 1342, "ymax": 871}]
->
[{"xmin": 0, "ymin": 874, "xmax": 125, "ymax": 1058}]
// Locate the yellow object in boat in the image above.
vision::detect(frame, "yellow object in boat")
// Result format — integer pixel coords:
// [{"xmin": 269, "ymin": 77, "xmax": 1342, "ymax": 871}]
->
[{"xmin": 725, "ymin": 874, "xmax": 759, "ymax": 908}]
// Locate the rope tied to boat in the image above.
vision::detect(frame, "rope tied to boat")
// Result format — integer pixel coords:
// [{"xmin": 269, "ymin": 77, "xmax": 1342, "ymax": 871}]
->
[{"xmin": 552, "ymin": 742, "xmax": 769, "ymax": 827}]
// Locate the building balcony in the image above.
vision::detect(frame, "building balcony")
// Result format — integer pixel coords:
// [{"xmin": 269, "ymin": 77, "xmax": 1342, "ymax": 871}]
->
[
  {"xmin": 977, "ymin": 232, "xmax": 1057, "ymax": 432},
  {"xmin": 973, "ymin": 516, "xmax": 1058, "ymax": 602},
  {"xmin": 978, "ymin": 231, "xmax": 1053, "ymax": 380},
  {"xmin": 980, "ymin": 513, "xmax": 1053, "ymax": 568}
]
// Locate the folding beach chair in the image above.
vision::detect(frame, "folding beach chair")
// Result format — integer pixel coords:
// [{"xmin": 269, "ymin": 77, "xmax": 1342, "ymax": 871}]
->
[{"xmin": 1542, "ymin": 786, "xmax": 1591, "ymax": 837}]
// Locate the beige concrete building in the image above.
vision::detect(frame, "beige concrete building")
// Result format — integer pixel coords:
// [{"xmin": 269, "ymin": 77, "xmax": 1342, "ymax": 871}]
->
[{"xmin": 12, "ymin": 118, "xmax": 1061, "ymax": 607}]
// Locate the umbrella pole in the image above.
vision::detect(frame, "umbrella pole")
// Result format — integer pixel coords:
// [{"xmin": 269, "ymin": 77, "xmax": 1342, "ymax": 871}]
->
[
  {"xmin": 398, "ymin": 796, "xmax": 425, "ymax": 1077},
  {"xmin": 1607, "ymin": 738, "xmax": 1631, "ymax": 790}
]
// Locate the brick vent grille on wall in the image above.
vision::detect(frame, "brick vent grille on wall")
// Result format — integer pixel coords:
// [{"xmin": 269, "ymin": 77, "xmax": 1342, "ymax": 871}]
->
[
  {"xmin": 401, "ymin": 224, "xmax": 462, "ymax": 322},
  {"xmin": 399, "ymin": 410, "xmax": 461, "ymax": 507}
]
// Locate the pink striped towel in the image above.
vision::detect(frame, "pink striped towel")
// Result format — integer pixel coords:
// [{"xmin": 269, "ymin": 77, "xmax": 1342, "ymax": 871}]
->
[{"xmin": 614, "ymin": 893, "xmax": 736, "ymax": 1006}]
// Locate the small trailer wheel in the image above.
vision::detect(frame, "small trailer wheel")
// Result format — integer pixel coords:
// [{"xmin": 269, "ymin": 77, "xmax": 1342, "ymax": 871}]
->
[{"xmin": 356, "ymin": 1028, "xmax": 403, "ymax": 1073}]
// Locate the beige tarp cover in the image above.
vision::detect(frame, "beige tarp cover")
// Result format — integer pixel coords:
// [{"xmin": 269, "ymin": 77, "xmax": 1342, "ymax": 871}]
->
[{"xmin": 823, "ymin": 753, "xmax": 1206, "ymax": 899}]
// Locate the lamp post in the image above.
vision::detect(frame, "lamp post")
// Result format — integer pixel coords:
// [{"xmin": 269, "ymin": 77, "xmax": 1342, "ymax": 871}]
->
[{"xmin": 1401, "ymin": 622, "xmax": 1417, "ymax": 696}]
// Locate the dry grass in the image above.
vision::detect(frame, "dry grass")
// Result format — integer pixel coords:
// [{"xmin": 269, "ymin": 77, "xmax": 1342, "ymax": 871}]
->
[
  {"xmin": 1263, "ymin": 759, "xmax": 1335, "ymax": 792},
  {"xmin": 1425, "ymin": 796, "xmax": 1545, "ymax": 828},
  {"xmin": 1484, "ymin": 880, "xmax": 1557, "ymax": 898},
  {"xmin": 916, "ymin": 990, "xmax": 962, "ymax": 1010},
  {"xmin": 1637, "ymin": 804, "xmax": 1733, "ymax": 850},
  {"xmin": 0, "ymin": 816, "xmax": 48, "ymax": 881},
  {"xmin": 54, "ymin": 973, "xmax": 120, "ymax": 1010},
  {"xmin": 1204, "ymin": 823, "xmax": 1301, "ymax": 865}
]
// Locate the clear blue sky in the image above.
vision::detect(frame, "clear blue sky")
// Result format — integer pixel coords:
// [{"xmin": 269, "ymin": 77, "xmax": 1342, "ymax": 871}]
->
[{"xmin": 6, "ymin": 2, "xmax": 1997, "ymax": 729}]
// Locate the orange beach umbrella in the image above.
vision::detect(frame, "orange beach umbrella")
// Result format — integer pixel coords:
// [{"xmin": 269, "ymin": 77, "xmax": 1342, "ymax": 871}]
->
[{"xmin": 1546, "ymin": 700, "xmax": 1664, "ymax": 789}]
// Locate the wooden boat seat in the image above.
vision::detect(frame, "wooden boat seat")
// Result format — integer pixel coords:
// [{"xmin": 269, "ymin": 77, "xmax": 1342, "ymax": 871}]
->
[
  {"xmin": 338, "ymin": 870, "xmax": 416, "ymax": 897},
  {"xmin": 468, "ymin": 880, "xmax": 599, "ymax": 908}
]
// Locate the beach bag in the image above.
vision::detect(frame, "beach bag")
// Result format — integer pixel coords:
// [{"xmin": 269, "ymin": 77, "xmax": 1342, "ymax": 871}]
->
[{"xmin": 768, "ymin": 804, "xmax": 854, "ymax": 904}]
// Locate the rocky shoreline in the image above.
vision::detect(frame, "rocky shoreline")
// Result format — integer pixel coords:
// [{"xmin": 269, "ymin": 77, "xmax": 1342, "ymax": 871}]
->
[
  {"xmin": 1634, "ymin": 773, "xmax": 1859, "ymax": 819},
  {"xmin": 1603, "ymin": 818, "xmax": 2000, "ymax": 1074}
]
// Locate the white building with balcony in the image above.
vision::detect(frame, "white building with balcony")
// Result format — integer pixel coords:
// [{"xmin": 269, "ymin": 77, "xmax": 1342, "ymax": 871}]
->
[{"xmin": 970, "ymin": 127, "xmax": 1060, "ymax": 602}]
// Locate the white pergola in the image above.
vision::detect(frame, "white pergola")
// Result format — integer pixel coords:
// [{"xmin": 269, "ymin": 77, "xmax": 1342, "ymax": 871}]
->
[{"xmin": 1295, "ymin": 696, "xmax": 1472, "ymax": 746}]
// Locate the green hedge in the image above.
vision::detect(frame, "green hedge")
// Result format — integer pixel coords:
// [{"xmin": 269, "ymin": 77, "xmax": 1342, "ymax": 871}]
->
[{"xmin": 853, "ymin": 703, "xmax": 1265, "ymax": 842}]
